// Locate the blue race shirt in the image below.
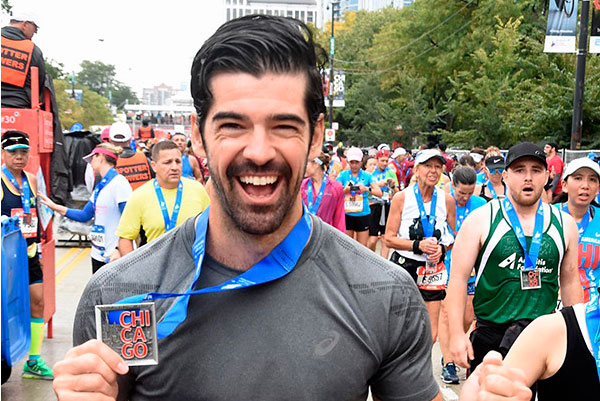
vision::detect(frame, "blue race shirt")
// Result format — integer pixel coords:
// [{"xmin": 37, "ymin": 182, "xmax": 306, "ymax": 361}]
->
[{"xmin": 337, "ymin": 169, "xmax": 374, "ymax": 217}]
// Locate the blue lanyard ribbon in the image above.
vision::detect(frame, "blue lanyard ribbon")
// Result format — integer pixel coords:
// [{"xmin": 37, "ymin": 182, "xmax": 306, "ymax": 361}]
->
[
  {"xmin": 455, "ymin": 197, "xmax": 472, "ymax": 233},
  {"xmin": 306, "ymin": 175, "xmax": 327, "ymax": 214},
  {"xmin": 502, "ymin": 197, "xmax": 544, "ymax": 271},
  {"xmin": 2, "ymin": 164, "xmax": 31, "ymax": 214},
  {"xmin": 392, "ymin": 160, "xmax": 403, "ymax": 182},
  {"xmin": 114, "ymin": 205, "xmax": 313, "ymax": 339},
  {"xmin": 487, "ymin": 181, "xmax": 498, "ymax": 199},
  {"xmin": 561, "ymin": 203, "xmax": 591, "ymax": 241},
  {"xmin": 584, "ymin": 294, "xmax": 600, "ymax": 385},
  {"xmin": 154, "ymin": 179, "xmax": 183, "ymax": 232},
  {"xmin": 93, "ymin": 168, "xmax": 118, "ymax": 207},
  {"xmin": 413, "ymin": 184, "xmax": 437, "ymax": 238}
]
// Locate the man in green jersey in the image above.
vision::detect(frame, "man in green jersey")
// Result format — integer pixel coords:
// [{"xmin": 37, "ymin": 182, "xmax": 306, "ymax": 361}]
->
[{"xmin": 445, "ymin": 142, "xmax": 583, "ymax": 374}]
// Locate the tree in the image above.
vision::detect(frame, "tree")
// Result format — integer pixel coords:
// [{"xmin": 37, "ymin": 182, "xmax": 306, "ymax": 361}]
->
[
  {"xmin": 53, "ymin": 79, "xmax": 113, "ymax": 129},
  {"xmin": 45, "ymin": 59, "xmax": 66, "ymax": 80},
  {"xmin": 314, "ymin": 0, "xmax": 600, "ymax": 149},
  {"xmin": 111, "ymin": 83, "xmax": 139, "ymax": 110},
  {"xmin": 76, "ymin": 60, "xmax": 116, "ymax": 98}
]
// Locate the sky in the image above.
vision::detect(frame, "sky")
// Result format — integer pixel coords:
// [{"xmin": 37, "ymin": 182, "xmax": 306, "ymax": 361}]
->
[{"xmin": 2, "ymin": 0, "xmax": 225, "ymax": 97}]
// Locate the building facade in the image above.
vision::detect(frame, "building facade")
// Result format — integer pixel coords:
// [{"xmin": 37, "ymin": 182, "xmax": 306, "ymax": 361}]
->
[{"xmin": 224, "ymin": 0, "xmax": 324, "ymax": 28}]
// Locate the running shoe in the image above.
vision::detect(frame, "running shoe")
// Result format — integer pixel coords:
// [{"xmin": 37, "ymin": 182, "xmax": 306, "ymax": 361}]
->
[
  {"xmin": 441, "ymin": 362, "xmax": 459, "ymax": 384},
  {"xmin": 22, "ymin": 358, "xmax": 54, "ymax": 380}
]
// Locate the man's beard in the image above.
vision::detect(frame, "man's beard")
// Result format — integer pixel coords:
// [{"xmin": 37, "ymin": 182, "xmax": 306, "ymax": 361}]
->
[{"xmin": 208, "ymin": 158, "xmax": 305, "ymax": 235}]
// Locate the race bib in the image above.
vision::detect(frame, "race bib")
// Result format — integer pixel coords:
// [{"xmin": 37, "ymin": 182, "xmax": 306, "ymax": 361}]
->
[
  {"xmin": 344, "ymin": 193, "xmax": 363, "ymax": 213},
  {"xmin": 416, "ymin": 262, "xmax": 448, "ymax": 291},
  {"xmin": 382, "ymin": 191, "xmax": 390, "ymax": 202},
  {"xmin": 11, "ymin": 208, "xmax": 38, "ymax": 238},
  {"xmin": 89, "ymin": 225, "xmax": 107, "ymax": 250}
]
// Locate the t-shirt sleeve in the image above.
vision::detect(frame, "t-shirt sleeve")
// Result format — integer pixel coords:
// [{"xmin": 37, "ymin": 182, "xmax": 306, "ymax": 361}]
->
[
  {"xmin": 115, "ymin": 177, "xmax": 133, "ymax": 204},
  {"xmin": 115, "ymin": 191, "xmax": 142, "ymax": 240},
  {"xmin": 369, "ymin": 282, "xmax": 439, "ymax": 401}
]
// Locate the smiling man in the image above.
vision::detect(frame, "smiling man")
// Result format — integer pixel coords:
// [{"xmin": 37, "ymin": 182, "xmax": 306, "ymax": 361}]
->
[
  {"xmin": 52, "ymin": 16, "xmax": 440, "ymax": 401},
  {"xmin": 445, "ymin": 142, "xmax": 583, "ymax": 379}
]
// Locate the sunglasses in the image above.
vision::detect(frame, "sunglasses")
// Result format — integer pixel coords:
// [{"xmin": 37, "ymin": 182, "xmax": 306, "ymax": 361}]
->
[{"xmin": 488, "ymin": 168, "xmax": 504, "ymax": 175}]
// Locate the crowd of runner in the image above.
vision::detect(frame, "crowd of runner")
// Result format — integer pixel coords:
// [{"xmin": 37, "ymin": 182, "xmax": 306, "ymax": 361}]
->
[{"xmin": 1, "ymin": 11, "xmax": 599, "ymax": 401}]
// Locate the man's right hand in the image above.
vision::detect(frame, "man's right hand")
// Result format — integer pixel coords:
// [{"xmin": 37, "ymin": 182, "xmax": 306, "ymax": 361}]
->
[
  {"xmin": 449, "ymin": 331, "xmax": 473, "ymax": 369},
  {"xmin": 53, "ymin": 339, "xmax": 129, "ymax": 401}
]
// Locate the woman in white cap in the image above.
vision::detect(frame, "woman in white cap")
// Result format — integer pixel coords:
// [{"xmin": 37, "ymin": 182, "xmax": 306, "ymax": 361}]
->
[
  {"xmin": 39, "ymin": 143, "xmax": 132, "ymax": 274},
  {"xmin": 555, "ymin": 157, "xmax": 600, "ymax": 303},
  {"xmin": 384, "ymin": 149, "xmax": 456, "ymax": 342}
]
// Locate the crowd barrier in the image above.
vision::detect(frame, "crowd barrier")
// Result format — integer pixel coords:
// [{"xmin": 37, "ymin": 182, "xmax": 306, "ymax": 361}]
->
[{"xmin": 1, "ymin": 217, "xmax": 31, "ymax": 384}]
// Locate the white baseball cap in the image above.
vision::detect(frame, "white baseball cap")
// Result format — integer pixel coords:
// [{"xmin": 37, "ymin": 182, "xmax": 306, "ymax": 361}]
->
[
  {"xmin": 346, "ymin": 147, "xmax": 364, "ymax": 162},
  {"xmin": 108, "ymin": 122, "xmax": 132, "ymax": 142},
  {"xmin": 392, "ymin": 147, "xmax": 406, "ymax": 159},
  {"xmin": 10, "ymin": 5, "xmax": 41, "ymax": 27},
  {"xmin": 415, "ymin": 149, "xmax": 446, "ymax": 166},
  {"xmin": 562, "ymin": 157, "xmax": 600, "ymax": 181}
]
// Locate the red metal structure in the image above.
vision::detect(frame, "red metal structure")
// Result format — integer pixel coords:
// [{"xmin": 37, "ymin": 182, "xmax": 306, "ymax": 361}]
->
[{"xmin": 1, "ymin": 66, "xmax": 56, "ymax": 338}]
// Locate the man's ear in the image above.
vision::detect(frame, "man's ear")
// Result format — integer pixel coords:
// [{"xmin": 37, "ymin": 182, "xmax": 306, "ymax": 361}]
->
[
  {"xmin": 308, "ymin": 113, "xmax": 325, "ymax": 160},
  {"xmin": 190, "ymin": 112, "xmax": 206, "ymax": 158}
]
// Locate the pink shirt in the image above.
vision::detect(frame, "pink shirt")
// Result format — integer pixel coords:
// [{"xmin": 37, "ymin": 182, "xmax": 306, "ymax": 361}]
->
[{"xmin": 301, "ymin": 177, "xmax": 346, "ymax": 232}]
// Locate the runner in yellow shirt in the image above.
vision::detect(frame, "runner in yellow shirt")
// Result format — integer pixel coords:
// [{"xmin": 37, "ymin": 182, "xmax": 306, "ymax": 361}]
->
[{"xmin": 116, "ymin": 140, "xmax": 210, "ymax": 255}]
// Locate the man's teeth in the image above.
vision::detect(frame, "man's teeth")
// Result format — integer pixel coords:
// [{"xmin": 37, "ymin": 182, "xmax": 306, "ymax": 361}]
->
[{"xmin": 239, "ymin": 176, "xmax": 278, "ymax": 186}]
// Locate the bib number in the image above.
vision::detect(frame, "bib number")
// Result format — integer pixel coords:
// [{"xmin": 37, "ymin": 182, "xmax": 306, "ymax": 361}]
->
[
  {"xmin": 416, "ymin": 262, "xmax": 447, "ymax": 291},
  {"xmin": 344, "ymin": 193, "xmax": 363, "ymax": 213},
  {"xmin": 520, "ymin": 269, "xmax": 541, "ymax": 290},
  {"xmin": 89, "ymin": 225, "xmax": 107, "ymax": 250},
  {"xmin": 11, "ymin": 208, "xmax": 38, "ymax": 238}
]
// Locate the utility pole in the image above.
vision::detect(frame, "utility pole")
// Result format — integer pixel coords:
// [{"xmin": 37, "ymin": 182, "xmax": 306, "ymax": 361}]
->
[
  {"xmin": 570, "ymin": 0, "xmax": 591, "ymax": 150},
  {"xmin": 328, "ymin": 1, "xmax": 337, "ymax": 129}
]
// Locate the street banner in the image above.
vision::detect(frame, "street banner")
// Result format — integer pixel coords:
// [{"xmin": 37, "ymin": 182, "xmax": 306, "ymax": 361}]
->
[
  {"xmin": 544, "ymin": 0, "xmax": 579, "ymax": 53},
  {"xmin": 591, "ymin": 1, "xmax": 600, "ymax": 53},
  {"xmin": 321, "ymin": 69, "xmax": 346, "ymax": 108}
]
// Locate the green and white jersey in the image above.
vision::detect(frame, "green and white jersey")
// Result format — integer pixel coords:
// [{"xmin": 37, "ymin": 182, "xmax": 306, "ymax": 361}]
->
[{"xmin": 473, "ymin": 200, "xmax": 565, "ymax": 324}]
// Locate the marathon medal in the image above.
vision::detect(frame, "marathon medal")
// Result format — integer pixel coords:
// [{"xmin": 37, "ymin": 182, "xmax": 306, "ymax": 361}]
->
[
  {"xmin": 95, "ymin": 303, "xmax": 158, "ymax": 366},
  {"xmin": 520, "ymin": 269, "xmax": 541, "ymax": 290},
  {"xmin": 502, "ymin": 197, "xmax": 544, "ymax": 291}
]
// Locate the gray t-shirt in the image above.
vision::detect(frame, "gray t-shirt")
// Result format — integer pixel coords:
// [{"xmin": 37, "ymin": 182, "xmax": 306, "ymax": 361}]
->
[{"xmin": 74, "ymin": 216, "xmax": 438, "ymax": 401}]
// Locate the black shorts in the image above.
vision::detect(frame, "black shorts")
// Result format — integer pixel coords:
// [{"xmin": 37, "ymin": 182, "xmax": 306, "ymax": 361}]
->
[
  {"xmin": 369, "ymin": 203, "xmax": 390, "ymax": 236},
  {"xmin": 28, "ymin": 255, "xmax": 43, "ymax": 285},
  {"xmin": 345, "ymin": 214, "xmax": 370, "ymax": 232},
  {"xmin": 389, "ymin": 252, "xmax": 445, "ymax": 301}
]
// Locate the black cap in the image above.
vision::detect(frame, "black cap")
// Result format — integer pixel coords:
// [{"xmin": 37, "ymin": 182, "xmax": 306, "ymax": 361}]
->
[
  {"xmin": 485, "ymin": 155, "xmax": 505, "ymax": 169},
  {"xmin": 505, "ymin": 142, "xmax": 547, "ymax": 169},
  {"xmin": 1, "ymin": 130, "xmax": 30, "ymax": 151}
]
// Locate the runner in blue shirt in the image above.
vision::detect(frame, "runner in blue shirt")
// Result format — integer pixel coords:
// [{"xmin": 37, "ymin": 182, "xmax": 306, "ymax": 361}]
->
[{"xmin": 337, "ymin": 147, "xmax": 382, "ymax": 246}]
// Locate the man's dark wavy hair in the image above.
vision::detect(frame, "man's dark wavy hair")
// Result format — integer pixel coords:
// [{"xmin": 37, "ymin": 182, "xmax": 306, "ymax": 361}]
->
[{"xmin": 190, "ymin": 15, "xmax": 327, "ymax": 138}]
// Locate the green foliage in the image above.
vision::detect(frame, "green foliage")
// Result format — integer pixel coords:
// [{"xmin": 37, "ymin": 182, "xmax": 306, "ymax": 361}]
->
[
  {"xmin": 75, "ymin": 60, "xmax": 138, "ymax": 109},
  {"xmin": 1, "ymin": 0, "xmax": 12, "ymax": 14},
  {"xmin": 53, "ymin": 80, "xmax": 113, "ymax": 130},
  {"xmin": 77, "ymin": 60, "xmax": 116, "ymax": 97},
  {"xmin": 111, "ymin": 83, "xmax": 139, "ymax": 110},
  {"xmin": 45, "ymin": 59, "xmax": 66, "ymax": 80},
  {"xmin": 316, "ymin": 0, "xmax": 600, "ymax": 149}
]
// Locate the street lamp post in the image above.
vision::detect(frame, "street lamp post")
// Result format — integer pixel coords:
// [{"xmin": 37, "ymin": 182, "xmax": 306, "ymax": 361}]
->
[{"xmin": 328, "ymin": 1, "xmax": 337, "ymax": 130}]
